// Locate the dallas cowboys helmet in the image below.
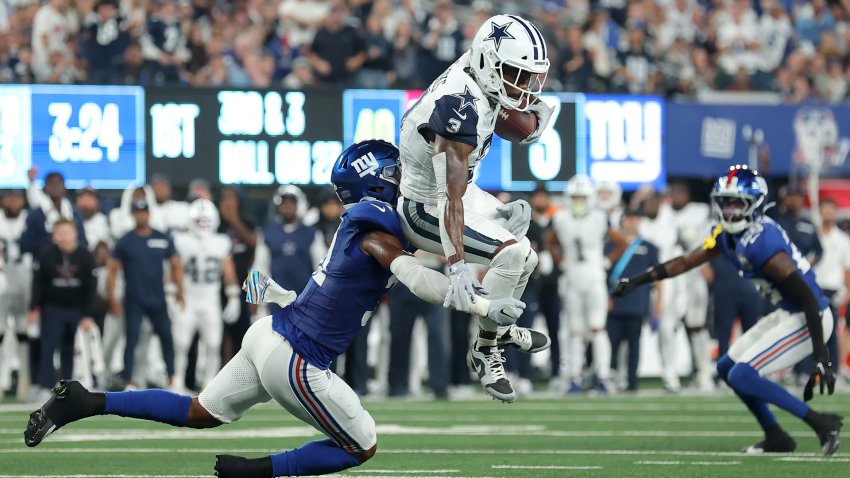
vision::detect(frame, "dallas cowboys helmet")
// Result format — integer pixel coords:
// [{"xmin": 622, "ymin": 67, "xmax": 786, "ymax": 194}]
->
[
  {"xmin": 710, "ymin": 165, "xmax": 769, "ymax": 234},
  {"xmin": 470, "ymin": 14, "xmax": 550, "ymax": 111},
  {"xmin": 565, "ymin": 174, "xmax": 595, "ymax": 216},
  {"xmin": 188, "ymin": 198, "xmax": 220, "ymax": 236},
  {"xmin": 331, "ymin": 140, "xmax": 401, "ymax": 208}
]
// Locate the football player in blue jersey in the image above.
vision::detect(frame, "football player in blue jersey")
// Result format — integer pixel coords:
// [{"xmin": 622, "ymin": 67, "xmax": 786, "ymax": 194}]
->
[
  {"xmin": 613, "ymin": 165, "xmax": 843, "ymax": 455},
  {"xmin": 23, "ymin": 140, "xmax": 534, "ymax": 478}
]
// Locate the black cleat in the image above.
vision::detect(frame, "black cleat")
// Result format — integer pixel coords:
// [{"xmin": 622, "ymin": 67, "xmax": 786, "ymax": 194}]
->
[
  {"xmin": 466, "ymin": 347, "xmax": 515, "ymax": 403},
  {"xmin": 24, "ymin": 380, "xmax": 100, "ymax": 447},
  {"xmin": 742, "ymin": 428, "xmax": 797, "ymax": 454},
  {"xmin": 812, "ymin": 413, "xmax": 843, "ymax": 456},
  {"xmin": 214, "ymin": 454, "xmax": 272, "ymax": 478},
  {"xmin": 497, "ymin": 325, "xmax": 551, "ymax": 353}
]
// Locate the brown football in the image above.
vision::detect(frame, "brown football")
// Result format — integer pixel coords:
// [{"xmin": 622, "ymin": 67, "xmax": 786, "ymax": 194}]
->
[{"xmin": 494, "ymin": 108, "xmax": 539, "ymax": 143}]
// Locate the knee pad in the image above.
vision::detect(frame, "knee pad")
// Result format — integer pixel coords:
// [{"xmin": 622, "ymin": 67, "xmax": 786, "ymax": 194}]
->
[
  {"xmin": 716, "ymin": 355, "xmax": 735, "ymax": 382},
  {"xmin": 491, "ymin": 241, "xmax": 530, "ymax": 274}
]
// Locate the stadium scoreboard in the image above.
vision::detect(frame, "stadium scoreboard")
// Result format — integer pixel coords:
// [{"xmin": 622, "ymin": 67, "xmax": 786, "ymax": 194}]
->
[{"xmin": 0, "ymin": 85, "xmax": 665, "ymax": 191}]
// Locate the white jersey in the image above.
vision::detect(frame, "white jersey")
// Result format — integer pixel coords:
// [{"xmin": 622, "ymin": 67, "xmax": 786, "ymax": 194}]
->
[
  {"xmin": 0, "ymin": 211, "xmax": 32, "ymax": 288},
  {"xmin": 671, "ymin": 202, "xmax": 711, "ymax": 251},
  {"xmin": 640, "ymin": 203, "xmax": 678, "ymax": 261},
  {"xmin": 552, "ymin": 209, "xmax": 609, "ymax": 284},
  {"xmin": 84, "ymin": 212, "xmax": 112, "ymax": 250},
  {"xmin": 173, "ymin": 232, "xmax": 231, "ymax": 298},
  {"xmin": 399, "ymin": 51, "xmax": 499, "ymax": 205}
]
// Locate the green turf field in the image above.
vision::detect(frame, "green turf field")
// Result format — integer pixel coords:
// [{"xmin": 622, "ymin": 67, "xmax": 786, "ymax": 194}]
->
[{"xmin": 1, "ymin": 392, "xmax": 848, "ymax": 478}]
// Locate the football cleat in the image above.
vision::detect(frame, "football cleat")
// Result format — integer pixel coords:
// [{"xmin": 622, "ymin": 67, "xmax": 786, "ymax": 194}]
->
[
  {"xmin": 467, "ymin": 347, "xmax": 515, "ymax": 403},
  {"xmin": 812, "ymin": 413, "xmax": 843, "ymax": 456},
  {"xmin": 497, "ymin": 325, "xmax": 551, "ymax": 353},
  {"xmin": 742, "ymin": 428, "xmax": 796, "ymax": 454},
  {"xmin": 567, "ymin": 380, "xmax": 584, "ymax": 395},
  {"xmin": 24, "ymin": 380, "xmax": 99, "ymax": 447}
]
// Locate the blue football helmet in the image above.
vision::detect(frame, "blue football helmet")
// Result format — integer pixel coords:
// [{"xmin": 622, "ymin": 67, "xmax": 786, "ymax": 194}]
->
[
  {"xmin": 331, "ymin": 140, "xmax": 401, "ymax": 208},
  {"xmin": 710, "ymin": 165, "xmax": 769, "ymax": 234}
]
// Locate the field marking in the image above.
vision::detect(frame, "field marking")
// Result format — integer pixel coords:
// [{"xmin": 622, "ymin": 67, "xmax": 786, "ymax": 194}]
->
[
  {"xmin": 635, "ymin": 460, "xmax": 741, "ymax": 466},
  {"xmin": 775, "ymin": 457, "xmax": 850, "ymax": 462},
  {"xmin": 350, "ymin": 471, "xmax": 460, "ymax": 474},
  {"xmin": 492, "ymin": 465, "xmax": 603, "ymax": 470},
  {"xmin": 0, "ymin": 476, "xmax": 211, "ymax": 478},
  {"xmin": 1, "ymin": 447, "xmax": 847, "ymax": 459}
]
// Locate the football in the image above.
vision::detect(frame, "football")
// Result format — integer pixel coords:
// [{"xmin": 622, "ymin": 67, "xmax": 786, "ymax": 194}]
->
[{"xmin": 494, "ymin": 108, "xmax": 539, "ymax": 143}]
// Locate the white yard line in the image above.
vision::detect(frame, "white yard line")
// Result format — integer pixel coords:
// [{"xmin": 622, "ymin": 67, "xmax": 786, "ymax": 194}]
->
[
  {"xmin": 349, "ymin": 471, "xmax": 460, "ymax": 475},
  {"xmin": 491, "ymin": 465, "xmax": 603, "ymax": 470},
  {"xmin": 635, "ymin": 461, "xmax": 741, "ymax": 466}
]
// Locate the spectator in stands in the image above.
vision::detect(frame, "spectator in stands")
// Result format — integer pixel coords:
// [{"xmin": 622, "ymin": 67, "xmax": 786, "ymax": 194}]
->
[
  {"xmin": 140, "ymin": 0, "xmax": 189, "ymax": 85},
  {"xmin": 419, "ymin": 0, "xmax": 463, "ymax": 83},
  {"xmin": 75, "ymin": 188, "xmax": 110, "ymax": 250},
  {"xmin": 795, "ymin": 0, "xmax": 835, "ymax": 47},
  {"xmin": 217, "ymin": 185, "xmax": 257, "ymax": 362},
  {"xmin": 149, "ymin": 174, "xmax": 189, "ymax": 233},
  {"xmin": 80, "ymin": 0, "xmax": 129, "ymax": 84},
  {"xmin": 31, "ymin": 0, "xmax": 73, "ymax": 83},
  {"xmin": 759, "ymin": 0, "xmax": 792, "ymax": 75},
  {"xmin": 607, "ymin": 209, "xmax": 659, "ymax": 392},
  {"xmin": 560, "ymin": 25, "xmax": 592, "ymax": 92},
  {"xmin": 716, "ymin": 0, "xmax": 761, "ymax": 83},
  {"xmin": 391, "ymin": 17, "xmax": 419, "ymax": 89},
  {"xmin": 277, "ymin": 0, "xmax": 329, "ymax": 49},
  {"xmin": 613, "ymin": 24, "xmax": 658, "ymax": 94},
  {"xmin": 306, "ymin": 2, "xmax": 367, "ymax": 86},
  {"xmin": 359, "ymin": 13, "xmax": 394, "ymax": 88},
  {"xmin": 282, "ymin": 56, "xmax": 315, "ymax": 89},
  {"xmin": 29, "ymin": 219, "xmax": 96, "ymax": 398},
  {"xmin": 387, "ymin": 253, "xmax": 449, "ymax": 399},
  {"xmin": 20, "ymin": 171, "xmax": 86, "ymax": 258},
  {"xmin": 770, "ymin": 186, "xmax": 823, "ymax": 265},
  {"xmin": 121, "ymin": 41, "xmax": 147, "ymax": 84},
  {"xmin": 108, "ymin": 196, "xmax": 183, "ymax": 388}
]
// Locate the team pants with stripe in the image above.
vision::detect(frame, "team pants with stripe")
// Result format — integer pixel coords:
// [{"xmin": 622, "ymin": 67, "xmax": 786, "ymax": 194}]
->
[
  {"xmin": 728, "ymin": 307, "xmax": 834, "ymax": 375},
  {"xmin": 199, "ymin": 316, "xmax": 376, "ymax": 454}
]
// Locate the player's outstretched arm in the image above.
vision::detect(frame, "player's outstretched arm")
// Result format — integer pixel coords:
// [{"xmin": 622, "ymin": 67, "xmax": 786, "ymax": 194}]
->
[
  {"xmin": 764, "ymin": 251, "xmax": 836, "ymax": 399},
  {"xmin": 433, "ymin": 135, "xmax": 473, "ymax": 264},
  {"xmin": 612, "ymin": 246, "xmax": 719, "ymax": 298},
  {"xmin": 360, "ymin": 231, "xmax": 524, "ymax": 325}
]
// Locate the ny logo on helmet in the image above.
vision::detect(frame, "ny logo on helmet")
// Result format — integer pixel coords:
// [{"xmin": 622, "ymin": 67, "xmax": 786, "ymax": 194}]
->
[{"xmin": 352, "ymin": 152, "xmax": 380, "ymax": 178}]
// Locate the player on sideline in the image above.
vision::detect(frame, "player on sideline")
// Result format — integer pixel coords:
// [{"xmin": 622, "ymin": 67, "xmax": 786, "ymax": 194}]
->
[
  {"xmin": 24, "ymin": 140, "xmax": 528, "ymax": 478},
  {"xmin": 613, "ymin": 165, "xmax": 843, "ymax": 455},
  {"xmin": 398, "ymin": 14, "xmax": 553, "ymax": 402}
]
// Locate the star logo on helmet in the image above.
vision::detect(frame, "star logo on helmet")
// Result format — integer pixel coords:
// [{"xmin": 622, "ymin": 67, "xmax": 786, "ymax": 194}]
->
[
  {"xmin": 450, "ymin": 86, "xmax": 478, "ymax": 114},
  {"xmin": 484, "ymin": 21, "xmax": 515, "ymax": 50}
]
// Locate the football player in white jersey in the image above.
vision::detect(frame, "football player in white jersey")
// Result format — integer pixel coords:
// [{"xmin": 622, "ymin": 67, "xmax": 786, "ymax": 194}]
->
[
  {"xmin": 0, "ymin": 190, "xmax": 33, "ymax": 399},
  {"xmin": 397, "ymin": 14, "xmax": 553, "ymax": 402},
  {"xmin": 172, "ymin": 199, "xmax": 241, "ymax": 391},
  {"xmin": 549, "ymin": 175, "xmax": 627, "ymax": 393},
  {"xmin": 669, "ymin": 181, "xmax": 715, "ymax": 391}
]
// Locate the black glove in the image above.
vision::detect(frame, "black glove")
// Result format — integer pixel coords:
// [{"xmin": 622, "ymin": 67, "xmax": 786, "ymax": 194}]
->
[
  {"xmin": 803, "ymin": 358, "xmax": 837, "ymax": 402},
  {"xmin": 611, "ymin": 278, "xmax": 636, "ymax": 298}
]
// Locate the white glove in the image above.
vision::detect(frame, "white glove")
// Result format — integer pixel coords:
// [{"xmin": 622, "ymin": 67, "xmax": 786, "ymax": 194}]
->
[
  {"xmin": 486, "ymin": 296, "xmax": 526, "ymax": 326},
  {"xmin": 222, "ymin": 297, "xmax": 241, "ymax": 324},
  {"xmin": 496, "ymin": 199, "xmax": 531, "ymax": 240},
  {"xmin": 444, "ymin": 260, "xmax": 487, "ymax": 313},
  {"xmin": 520, "ymin": 100, "xmax": 554, "ymax": 145}
]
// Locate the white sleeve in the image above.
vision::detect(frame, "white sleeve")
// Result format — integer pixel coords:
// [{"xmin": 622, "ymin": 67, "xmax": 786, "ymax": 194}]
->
[
  {"xmin": 252, "ymin": 231, "xmax": 271, "ymax": 274},
  {"xmin": 432, "ymin": 152, "xmax": 457, "ymax": 259},
  {"xmin": 27, "ymin": 180, "xmax": 47, "ymax": 210},
  {"xmin": 309, "ymin": 230, "xmax": 327, "ymax": 270},
  {"xmin": 390, "ymin": 255, "xmax": 490, "ymax": 315}
]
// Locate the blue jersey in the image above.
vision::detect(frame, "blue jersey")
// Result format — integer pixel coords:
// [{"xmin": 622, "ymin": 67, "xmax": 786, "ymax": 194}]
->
[
  {"xmin": 272, "ymin": 201, "xmax": 411, "ymax": 369},
  {"xmin": 713, "ymin": 217, "xmax": 828, "ymax": 313}
]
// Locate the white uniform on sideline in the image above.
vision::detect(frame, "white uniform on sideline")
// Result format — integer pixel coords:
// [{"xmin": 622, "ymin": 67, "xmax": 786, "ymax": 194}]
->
[
  {"xmin": 172, "ymin": 200, "xmax": 236, "ymax": 391},
  {"xmin": 0, "ymin": 208, "xmax": 32, "ymax": 399},
  {"xmin": 552, "ymin": 175, "xmax": 612, "ymax": 387}
]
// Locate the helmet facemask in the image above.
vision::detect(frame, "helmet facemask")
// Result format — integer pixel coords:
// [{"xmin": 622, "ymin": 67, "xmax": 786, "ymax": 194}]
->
[
  {"xmin": 711, "ymin": 192, "xmax": 763, "ymax": 234},
  {"xmin": 483, "ymin": 48, "xmax": 548, "ymax": 111}
]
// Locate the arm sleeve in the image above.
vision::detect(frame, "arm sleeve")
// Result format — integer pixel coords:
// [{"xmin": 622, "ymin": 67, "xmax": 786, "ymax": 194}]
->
[
  {"xmin": 27, "ymin": 182, "xmax": 47, "ymax": 210},
  {"xmin": 390, "ymin": 255, "xmax": 449, "ymax": 306},
  {"xmin": 776, "ymin": 271, "xmax": 828, "ymax": 361}
]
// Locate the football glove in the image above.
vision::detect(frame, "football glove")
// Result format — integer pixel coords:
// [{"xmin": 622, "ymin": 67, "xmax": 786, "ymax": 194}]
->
[
  {"xmin": 222, "ymin": 298, "xmax": 241, "ymax": 325},
  {"xmin": 611, "ymin": 278, "xmax": 637, "ymax": 298},
  {"xmin": 486, "ymin": 296, "xmax": 526, "ymax": 326},
  {"xmin": 496, "ymin": 199, "xmax": 532, "ymax": 240},
  {"xmin": 520, "ymin": 101, "xmax": 554, "ymax": 145},
  {"xmin": 444, "ymin": 260, "xmax": 487, "ymax": 313},
  {"xmin": 804, "ymin": 359, "xmax": 837, "ymax": 402}
]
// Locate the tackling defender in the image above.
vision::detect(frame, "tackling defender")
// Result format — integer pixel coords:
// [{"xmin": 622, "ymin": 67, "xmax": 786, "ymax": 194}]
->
[
  {"xmin": 24, "ymin": 140, "xmax": 532, "ymax": 478},
  {"xmin": 614, "ymin": 165, "xmax": 843, "ymax": 454},
  {"xmin": 398, "ymin": 14, "xmax": 552, "ymax": 402}
]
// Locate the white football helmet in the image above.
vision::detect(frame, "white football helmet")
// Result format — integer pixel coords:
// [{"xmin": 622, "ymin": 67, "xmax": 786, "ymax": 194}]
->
[
  {"xmin": 565, "ymin": 174, "xmax": 595, "ymax": 216},
  {"xmin": 595, "ymin": 180, "xmax": 622, "ymax": 211},
  {"xmin": 188, "ymin": 198, "xmax": 220, "ymax": 236},
  {"xmin": 470, "ymin": 14, "xmax": 550, "ymax": 111},
  {"xmin": 274, "ymin": 184, "xmax": 307, "ymax": 219}
]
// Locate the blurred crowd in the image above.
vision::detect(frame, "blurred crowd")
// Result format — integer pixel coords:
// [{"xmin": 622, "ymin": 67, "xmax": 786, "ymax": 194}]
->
[
  {"xmin": 3, "ymin": 0, "xmax": 850, "ymax": 101},
  {"xmin": 3, "ymin": 169, "xmax": 850, "ymax": 401}
]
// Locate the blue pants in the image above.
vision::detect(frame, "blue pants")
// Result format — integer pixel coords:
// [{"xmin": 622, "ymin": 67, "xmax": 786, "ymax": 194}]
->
[
  {"xmin": 713, "ymin": 287, "xmax": 763, "ymax": 357},
  {"xmin": 449, "ymin": 309, "xmax": 473, "ymax": 386},
  {"xmin": 38, "ymin": 305, "xmax": 82, "ymax": 389},
  {"xmin": 123, "ymin": 301, "xmax": 175, "ymax": 382},
  {"xmin": 607, "ymin": 313, "xmax": 642, "ymax": 391},
  {"xmin": 538, "ymin": 284, "xmax": 562, "ymax": 378},
  {"xmin": 387, "ymin": 284, "xmax": 449, "ymax": 397}
]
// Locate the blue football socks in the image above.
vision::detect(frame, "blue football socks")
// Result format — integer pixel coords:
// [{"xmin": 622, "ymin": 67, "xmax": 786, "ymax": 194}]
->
[
  {"xmin": 719, "ymin": 355, "xmax": 810, "ymax": 427},
  {"xmin": 104, "ymin": 389, "xmax": 191, "ymax": 426},
  {"xmin": 270, "ymin": 439, "xmax": 362, "ymax": 477}
]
